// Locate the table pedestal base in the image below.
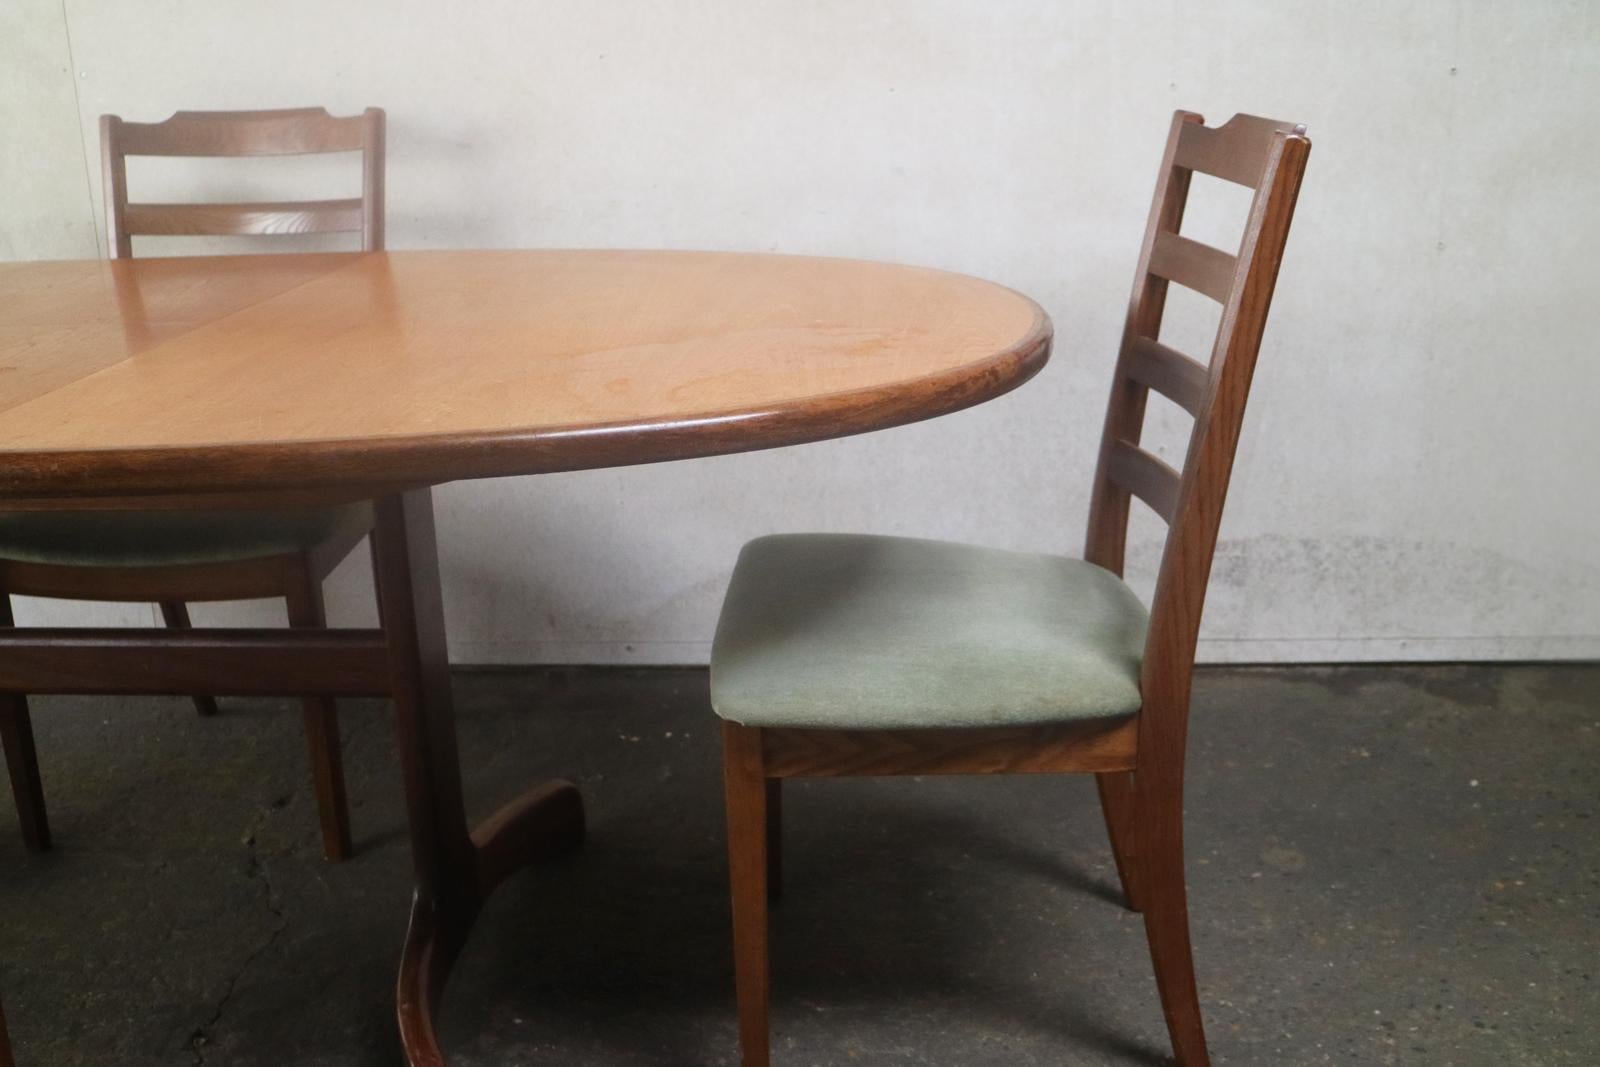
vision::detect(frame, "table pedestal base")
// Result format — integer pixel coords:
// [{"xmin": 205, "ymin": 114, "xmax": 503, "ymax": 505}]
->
[
  {"xmin": 372, "ymin": 490, "xmax": 594, "ymax": 1066},
  {"xmin": 397, "ymin": 780, "xmax": 586, "ymax": 1066}
]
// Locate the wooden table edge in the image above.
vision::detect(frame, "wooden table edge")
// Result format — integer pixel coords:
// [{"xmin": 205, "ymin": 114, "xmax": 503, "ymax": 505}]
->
[{"xmin": 0, "ymin": 309, "xmax": 1051, "ymax": 505}]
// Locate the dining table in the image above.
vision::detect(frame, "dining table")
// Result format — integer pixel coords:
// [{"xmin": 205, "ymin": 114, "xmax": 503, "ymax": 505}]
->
[{"xmin": 0, "ymin": 247, "xmax": 1052, "ymax": 1065}]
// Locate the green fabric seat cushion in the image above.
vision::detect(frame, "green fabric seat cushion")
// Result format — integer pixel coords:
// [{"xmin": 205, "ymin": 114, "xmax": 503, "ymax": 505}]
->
[
  {"xmin": 0, "ymin": 503, "xmax": 373, "ymax": 568},
  {"xmin": 710, "ymin": 533, "xmax": 1149, "ymax": 730}
]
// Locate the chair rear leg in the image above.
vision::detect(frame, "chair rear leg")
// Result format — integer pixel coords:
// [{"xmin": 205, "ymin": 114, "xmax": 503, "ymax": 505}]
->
[
  {"xmin": 1137, "ymin": 780, "xmax": 1209, "ymax": 1067},
  {"xmin": 284, "ymin": 566, "xmax": 353, "ymax": 863},
  {"xmin": 0, "ymin": 693, "xmax": 49, "ymax": 854},
  {"xmin": 158, "ymin": 601, "xmax": 219, "ymax": 717},
  {"xmin": 766, "ymin": 777, "xmax": 783, "ymax": 902},
  {"xmin": 1096, "ymin": 770, "xmax": 1143, "ymax": 911},
  {"xmin": 723, "ymin": 722, "xmax": 772, "ymax": 1067}
]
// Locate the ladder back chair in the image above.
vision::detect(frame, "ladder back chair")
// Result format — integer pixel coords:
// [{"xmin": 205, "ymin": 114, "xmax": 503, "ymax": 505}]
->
[
  {"xmin": 710, "ymin": 111, "xmax": 1311, "ymax": 1067},
  {"xmin": 0, "ymin": 107, "xmax": 386, "ymax": 864}
]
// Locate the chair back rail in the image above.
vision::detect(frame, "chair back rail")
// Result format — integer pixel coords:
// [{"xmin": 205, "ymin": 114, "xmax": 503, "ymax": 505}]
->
[
  {"xmin": 100, "ymin": 106, "xmax": 385, "ymax": 257},
  {"xmin": 1083, "ymin": 111, "xmax": 1311, "ymax": 770}
]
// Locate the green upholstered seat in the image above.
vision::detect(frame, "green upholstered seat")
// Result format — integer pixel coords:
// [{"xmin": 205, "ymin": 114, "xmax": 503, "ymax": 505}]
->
[
  {"xmin": 0, "ymin": 503, "xmax": 373, "ymax": 568},
  {"xmin": 709, "ymin": 533, "xmax": 1149, "ymax": 730}
]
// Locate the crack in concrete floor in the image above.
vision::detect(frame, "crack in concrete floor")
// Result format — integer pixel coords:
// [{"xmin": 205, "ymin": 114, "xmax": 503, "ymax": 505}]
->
[{"xmin": 186, "ymin": 797, "xmax": 292, "ymax": 1065}]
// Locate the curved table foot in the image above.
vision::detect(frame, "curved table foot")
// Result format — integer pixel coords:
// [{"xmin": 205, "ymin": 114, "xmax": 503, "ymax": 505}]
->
[{"xmin": 397, "ymin": 779, "xmax": 586, "ymax": 1067}]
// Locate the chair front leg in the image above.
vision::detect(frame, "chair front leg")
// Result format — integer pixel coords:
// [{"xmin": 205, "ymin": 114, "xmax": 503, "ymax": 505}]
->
[
  {"xmin": 723, "ymin": 721, "xmax": 772, "ymax": 1067},
  {"xmin": 284, "ymin": 560, "xmax": 353, "ymax": 863},
  {"xmin": 1096, "ymin": 769, "xmax": 1143, "ymax": 911}
]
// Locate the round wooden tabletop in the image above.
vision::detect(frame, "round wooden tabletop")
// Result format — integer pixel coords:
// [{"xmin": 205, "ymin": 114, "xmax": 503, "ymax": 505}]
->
[{"xmin": 0, "ymin": 250, "xmax": 1051, "ymax": 501}]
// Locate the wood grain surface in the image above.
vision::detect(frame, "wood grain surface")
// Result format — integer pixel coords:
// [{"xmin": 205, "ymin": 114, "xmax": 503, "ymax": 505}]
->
[{"xmin": 0, "ymin": 250, "xmax": 1050, "ymax": 500}]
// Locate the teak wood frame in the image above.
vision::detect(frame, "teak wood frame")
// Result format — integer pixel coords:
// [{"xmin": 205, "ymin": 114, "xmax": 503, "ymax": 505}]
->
[
  {"xmin": 721, "ymin": 112, "xmax": 1311, "ymax": 1067},
  {"xmin": 0, "ymin": 107, "xmax": 389, "ymax": 867}
]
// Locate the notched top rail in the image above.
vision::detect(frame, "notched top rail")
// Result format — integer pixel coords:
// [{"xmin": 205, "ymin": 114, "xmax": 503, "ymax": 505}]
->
[
  {"xmin": 113, "ymin": 107, "xmax": 374, "ymax": 157},
  {"xmin": 1173, "ymin": 113, "xmax": 1304, "ymax": 188}
]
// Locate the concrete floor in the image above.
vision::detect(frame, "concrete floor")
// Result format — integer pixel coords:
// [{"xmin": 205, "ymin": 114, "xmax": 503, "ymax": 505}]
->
[{"xmin": 0, "ymin": 664, "xmax": 1596, "ymax": 1065}]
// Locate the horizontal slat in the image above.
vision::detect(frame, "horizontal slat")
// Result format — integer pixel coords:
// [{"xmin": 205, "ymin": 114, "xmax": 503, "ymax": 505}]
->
[
  {"xmin": 761, "ymin": 719, "xmax": 1139, "ymax": 778},
  {"xmin": 124, "ymin": 199, "xmax": 363, "ymax": 237},
  {"xmin": 1107, "ymin": 439, "xmax": 1182, "ymax": 523},
  {"xmin": 1125, "ymin": 336, "xmax": 1210, "ymax": 416},
  {"xmin": 1148, "ymin": 231, "xmax": 1237, "ymax": 304},
  {"xmin": 116, "ymin": 108, "xmax": 367, "ymax": 156},
  {"xmin": 1174, "ymin": 113, "xmax": 1299, "ymax": 188},
  {"xmin": 0, "ymin": 628, "xmax": 391, "ymax": 696}
]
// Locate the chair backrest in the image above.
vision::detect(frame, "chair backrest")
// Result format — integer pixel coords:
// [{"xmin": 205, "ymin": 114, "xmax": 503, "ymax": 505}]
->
[
  {"xmin": 1083, "ymin": 111, "xmax": 1310, "ymax": 744},
  {"xmin": 100, "ymin": 107, "xmax": 386, "ymax": 258}
]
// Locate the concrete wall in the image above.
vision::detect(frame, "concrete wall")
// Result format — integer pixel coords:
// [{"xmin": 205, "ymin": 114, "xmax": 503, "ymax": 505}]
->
[{"xmin": 4, "ymin": 1, "xmax": 1597, "ymax": 663}]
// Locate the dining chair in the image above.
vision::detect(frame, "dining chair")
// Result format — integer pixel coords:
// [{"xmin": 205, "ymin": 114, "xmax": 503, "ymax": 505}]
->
[
  {"xmin": 710, "ymin": 111, "xmax": 1311, "ymax": 1066},
  {"xmin": 0, "ymin": 107, "xmax": 386, "ymax": 863}
]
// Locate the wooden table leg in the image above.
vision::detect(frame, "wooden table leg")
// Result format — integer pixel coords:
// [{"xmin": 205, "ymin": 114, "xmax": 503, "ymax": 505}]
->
[{"xmin": 372, "ymin": 490, "xmax": 585, "ymax": 1067}]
